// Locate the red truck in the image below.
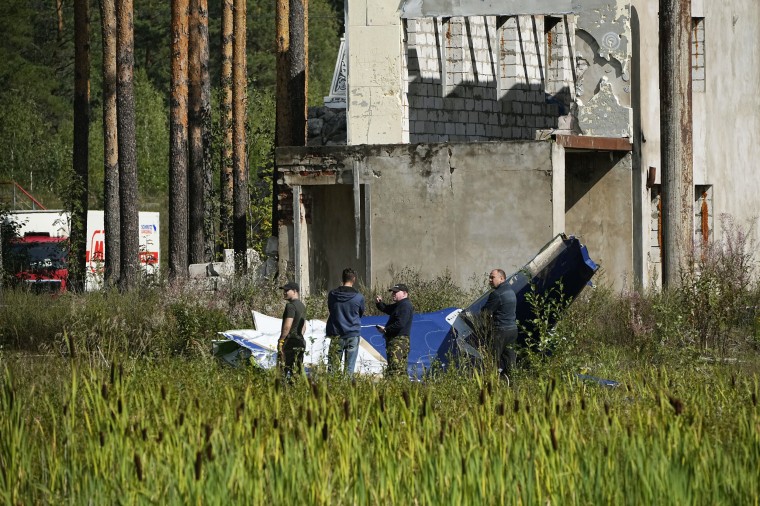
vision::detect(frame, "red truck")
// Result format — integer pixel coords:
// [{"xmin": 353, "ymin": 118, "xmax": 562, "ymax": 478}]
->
[{"xmin": 7, "ymin": 232, "xmax": 69, "ymax": 293}]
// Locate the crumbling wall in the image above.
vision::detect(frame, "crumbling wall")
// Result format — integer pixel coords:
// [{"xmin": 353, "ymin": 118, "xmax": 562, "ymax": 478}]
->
[
  {"xmin": 277, "ymin": 141, "xmax": 562, "ymax": 290},
  {"xmin": 402, "ymin": 6, "xmax": 631, "ymax": 141}
]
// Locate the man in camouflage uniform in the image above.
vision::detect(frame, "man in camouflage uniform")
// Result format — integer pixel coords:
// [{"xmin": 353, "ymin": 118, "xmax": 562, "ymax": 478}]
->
[{"xmin": 375, "ymin": 283, "xmax": 414, "ymax": 377}]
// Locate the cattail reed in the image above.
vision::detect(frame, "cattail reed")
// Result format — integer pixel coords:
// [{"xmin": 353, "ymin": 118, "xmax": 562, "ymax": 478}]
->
[
  {"xmin": 310, "ymin": 380, "xmax": 319, "ymax": 398},
  {"xmin": 343, "ymin": 398, "xmax": 351, "ymax": 421},
  {"xmin": 669, "ymin": 396, "xmax": 684, "ymax": 416},
  {"xmin": 134, "ymin": 453, "xmax": 143, "ymax": 481},
  {"xmin": 550, "ymin": 426, "xmax": 558, "ymax": 451},
  {"xmin": 479, "ymin": 387, "xmax": 486, "ymax": 406},
  {"xmin": 513, "ymin": 399, "xmax": 519, "ymax": 413},
  {"xmin": 194, "ymin": 451, "xmax": 203, "ymax": 481},
  {"xmin": 402, "ymin": 390, "xmax": 411, "ymax": 409},
  {"xmin": 322, "ymin": 422, "xmax": 329, "ymax": 441},
  {"xmin": 101, "ymin": 382, "xmax": 108, "ymax": 400},
  {"xmin": 160, "ymin": 384, "xmax": 167, "ymax": 401},
  {"xmin": 496, "ymin": 402, "xmax": 505, "ymax": 416},
  {"xmin": 379, "ymin": 393, "xmax": 385, "ymax": 413}
]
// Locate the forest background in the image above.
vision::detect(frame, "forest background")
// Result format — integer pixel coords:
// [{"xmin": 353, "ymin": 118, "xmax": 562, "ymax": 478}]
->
[{"xmin": 0, "ymin": 0, "xmax": 343, "ymax": 255}]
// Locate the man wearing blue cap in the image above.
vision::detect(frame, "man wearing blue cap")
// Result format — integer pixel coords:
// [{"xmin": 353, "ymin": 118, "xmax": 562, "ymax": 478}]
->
[{"xmin": 375, "ymin": 283, "xmax": 414, "ymax": 377}]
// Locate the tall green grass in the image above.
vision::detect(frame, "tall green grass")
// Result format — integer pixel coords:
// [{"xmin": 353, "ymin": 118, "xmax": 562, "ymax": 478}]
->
[{"xmin": 1, "ymin": 357, "xmax": 758, "ymax": 504}]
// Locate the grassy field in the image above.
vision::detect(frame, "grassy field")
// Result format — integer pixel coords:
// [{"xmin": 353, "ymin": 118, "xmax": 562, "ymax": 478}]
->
[
  {"xmin": 2, "ymin": 233, "xmax": 760, "ymax": 504},
  {"xmin": 2, "ymin": 354, "xmax": 759, "ymax": 504}
]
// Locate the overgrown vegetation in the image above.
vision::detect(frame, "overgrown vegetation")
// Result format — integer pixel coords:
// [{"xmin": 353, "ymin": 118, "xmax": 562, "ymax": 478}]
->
[
  {"xmin": 1, "ymin": 222, "xmax": 759, "ymax": 502},
  {"xmin": 1, "ymin": 355, "xmax": 758, "ymax": 504}
]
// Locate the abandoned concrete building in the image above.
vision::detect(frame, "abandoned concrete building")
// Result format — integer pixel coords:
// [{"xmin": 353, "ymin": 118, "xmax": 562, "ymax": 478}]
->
[{"xmin": 277, "ymin": 0, "xmax": 760, "ymax": 295}]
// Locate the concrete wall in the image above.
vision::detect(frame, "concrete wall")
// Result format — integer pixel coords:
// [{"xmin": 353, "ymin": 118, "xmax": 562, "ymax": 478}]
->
[
  {"xmin": 632, "ymin": 0, "xmax": 760, "ymax": 288},
  {"xmin": 277, "ymin": 141, "xmax": 564, "ymax": 291},
  {"xmin": 306, "ymin": 184, "xmax": 368, "ymax": 291},
  {"xmin": 565, "ymin": 151, "xmax": 634, "ymax": 287},
  {"xmin": 348, "ymin": 1, "xmax": 633, "ymax": 146},
  {"xmin": 367, "ymin": 142, "xmax": 556, "ymax": 288},
  {"xmin": 346, "ymin": 0, "xmax": 404, "ymax": 144},
  {"xmin": 403, "ymin": 16, "xmax": 565, "ymax": 142}
]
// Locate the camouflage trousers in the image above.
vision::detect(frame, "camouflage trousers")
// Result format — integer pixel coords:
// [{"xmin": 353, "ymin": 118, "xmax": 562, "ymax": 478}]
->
[
  {"xmin": 385, "ymin": 335, "xmax": 410, "ymax": 377},
  {"xmin": 278, "ymin": 336, "xmax": 306, "ymax": 379}
]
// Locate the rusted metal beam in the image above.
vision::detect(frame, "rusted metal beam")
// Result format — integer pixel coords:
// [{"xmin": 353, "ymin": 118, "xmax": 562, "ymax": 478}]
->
[{"xmin": 553, "ymin": 135, "xmax": 632, "ymax": 151}]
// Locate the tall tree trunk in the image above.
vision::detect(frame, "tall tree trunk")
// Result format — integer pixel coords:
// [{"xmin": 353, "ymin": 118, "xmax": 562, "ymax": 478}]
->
[
  {"xmin": 57, "ymin": 0, "xmax": 65, "ymax": 41},
  {"xmin": 288, "ymin": 0, "xmax": 308, "ymax": 146},
  {"xmin": 219, "ymin": 0, "xmax": 234, "ymax": 252},
  {"xmin": 169, "ymin": 0, "xmax": 190, "ymax": 281},
  {"xmin": 659, "ymin": 0, "xmax": 694, "ymax": 287},
  {"xmin": 274, "ymin": 0, "xmax": 308, "ymax": 234},
  {"xmin": 200, "ymin": 0, "xmax": 213, "ymax": 264},
  {"xmin": 70, "ymin": 0, "xmax": 90, "ymax": 293},
  {"xmin": 232, "ymin": 0, "xmax": 248, "ymax": 274},
  {"xmin": 188, "ymin": 0, "xmax": 211, "ymax": 264},
  {"xmin": 100, "ymin": 0, "xmax": 120, "ymax": 284},
  {"xmin": 116, "ymin": 0, "xmax": 140, "ymax": 290}
]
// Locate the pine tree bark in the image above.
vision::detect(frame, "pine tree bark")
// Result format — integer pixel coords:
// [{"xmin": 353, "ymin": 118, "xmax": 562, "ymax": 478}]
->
[
  {"xmin": 219, "ymin": 0, "xmax": 234, "ymax": 252},
  {"xmin": 188, "ymin": 0, "xmax": 211, "ymax": 264},
  {"xmin": 232, "ymin": 0, "xmax": 249, "ymax": 274},
  {"xmin": 57, "ymin": 0, "xmax": 65, "ymax": 41},
  {"xmin": 274, "ymin": 0, "xmax": 308, "ymax": 234},
  {"xmin": 70, "ymin": 0, "xmax": 90, "ymax": 293},
  {"xmin": 116, "ymin": 0, "xmax": 140, "ymax": 290},
  {"xmin": 169, "ymin": 0, "xmax": 190, "ymax": 281},
  {"xmin": 100, "ymin": 0, "xmax": 120, "ymax": 284}
]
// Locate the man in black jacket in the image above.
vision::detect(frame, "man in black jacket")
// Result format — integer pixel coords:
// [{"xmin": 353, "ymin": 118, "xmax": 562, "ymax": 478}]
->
[
  {"xmin": 482, "ymin": 269, "xmax": 517, "ymax": 377},
  {"xmin": 326, "ymin": 268, "xmax": 366, "ymax": 376},
  {"xmin": 375, "ymin": 283, "xmax": 414, "ymax": 377}
]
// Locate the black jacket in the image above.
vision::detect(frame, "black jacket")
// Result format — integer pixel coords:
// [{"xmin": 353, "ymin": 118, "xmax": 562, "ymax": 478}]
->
[
  {"xmin": 376, "ymin": 297, "xmax": 414, "ymax": 338},
  {"xmin": 482, "ymin": 282, "xmax": 517, "ymax": 330}
]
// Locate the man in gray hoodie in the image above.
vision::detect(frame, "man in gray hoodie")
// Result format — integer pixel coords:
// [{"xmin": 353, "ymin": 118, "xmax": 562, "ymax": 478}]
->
[{"xmin": 326, "ymin": 268, "xmax": 366, "ymax": 375}]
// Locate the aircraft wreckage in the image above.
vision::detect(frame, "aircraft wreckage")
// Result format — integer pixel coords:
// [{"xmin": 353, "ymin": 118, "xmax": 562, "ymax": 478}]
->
[{"xmin": 215, "ymin": 233, "xmax": 598, "ymax": 377}]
